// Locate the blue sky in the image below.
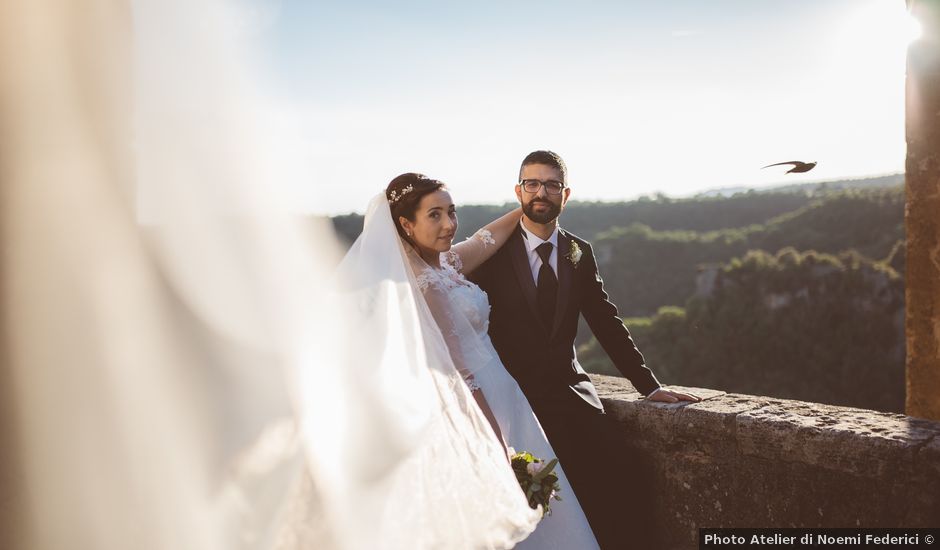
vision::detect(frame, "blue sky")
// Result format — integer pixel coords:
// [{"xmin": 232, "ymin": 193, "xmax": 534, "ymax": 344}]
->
[{"xmin": 241, "ymin": 0, "xmax": 916, "ymax": 214}]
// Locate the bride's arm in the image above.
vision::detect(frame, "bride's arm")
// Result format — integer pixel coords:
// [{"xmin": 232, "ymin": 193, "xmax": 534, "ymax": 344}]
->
[
  {"xmin": 417, "ymin": 275, "xmax": 509, "ymax": 453},
  {"xmin": 468, "ymin": 382, "xmax": 509, "ymax": 459},
  {"xmin": 451, "ymin": 207, "xmax": 522, "ymax": 275}
]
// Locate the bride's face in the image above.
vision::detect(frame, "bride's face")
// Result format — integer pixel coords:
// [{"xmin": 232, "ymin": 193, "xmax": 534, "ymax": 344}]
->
[{"xmin": 400, "ymin": 189, "xmax": 458, "ymax": 257}]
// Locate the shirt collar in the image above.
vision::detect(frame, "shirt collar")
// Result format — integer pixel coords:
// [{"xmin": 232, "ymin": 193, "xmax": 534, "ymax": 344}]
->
[{"xmin": 520, "ymin": 221, "xmax": 559, "ymax": 253}]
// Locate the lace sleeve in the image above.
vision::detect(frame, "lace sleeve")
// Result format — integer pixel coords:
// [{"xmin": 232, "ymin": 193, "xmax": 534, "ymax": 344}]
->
[
  {"xmin": 475, "ymin": 229, "xmax": 496, "ymax": 246},
  {"xmin": 451, "ymin": 228, "xmax": 499, "ymax": 276},
  {"xmin": 415, "ymin": 268, "xmax": 491, "ymax": 387},
  {"xmin": 415, "ymin": 268, "xmax": 436, "ymax": 292},
  {"xmin": 442, "ymin": 250, "xmax": 463, "ymax": 274}
]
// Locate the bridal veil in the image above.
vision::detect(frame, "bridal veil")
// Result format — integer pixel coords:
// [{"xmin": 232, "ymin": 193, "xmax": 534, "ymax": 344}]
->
[{"xmin": 0, "ymin": 1, "xmax": 537, "ymax": 549}]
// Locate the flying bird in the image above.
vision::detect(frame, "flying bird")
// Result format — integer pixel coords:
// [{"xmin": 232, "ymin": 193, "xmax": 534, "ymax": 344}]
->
[{"xmin": 761, "ymin": 161, "xmax": 817, "ymax": 173}]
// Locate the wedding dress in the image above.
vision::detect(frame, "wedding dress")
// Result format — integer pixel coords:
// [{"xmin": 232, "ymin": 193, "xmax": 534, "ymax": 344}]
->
[{"xmin": 408, "ymin": 227, "xmax": 602, "ymax": 550}]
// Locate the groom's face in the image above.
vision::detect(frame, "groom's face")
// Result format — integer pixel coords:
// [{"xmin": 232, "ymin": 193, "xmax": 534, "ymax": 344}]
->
[{"xmin": 516, "ymin": 163, "xmax": 570, "ymax": 224}]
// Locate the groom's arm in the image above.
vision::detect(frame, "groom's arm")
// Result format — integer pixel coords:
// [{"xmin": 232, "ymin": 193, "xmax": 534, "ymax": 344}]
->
[{"xmin": 578, "ymin": 241, "xmax": 662, "ymax": 396}]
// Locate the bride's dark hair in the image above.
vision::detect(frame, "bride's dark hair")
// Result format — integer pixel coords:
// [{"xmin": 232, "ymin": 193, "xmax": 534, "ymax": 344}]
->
[{"xmin": 386, "ymin": 173, "xmax": 447, "ymax": 242}]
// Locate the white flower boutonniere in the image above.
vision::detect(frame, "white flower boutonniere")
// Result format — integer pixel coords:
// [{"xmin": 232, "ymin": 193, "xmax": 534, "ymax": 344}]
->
[{"xmin": 566, "ymin": 241, "xmax": 583, "ymax": 268}]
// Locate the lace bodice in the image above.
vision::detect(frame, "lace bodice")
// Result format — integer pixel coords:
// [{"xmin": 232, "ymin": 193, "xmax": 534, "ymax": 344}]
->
[
  {"xmin": 415, "ymin": 251, "xmax": 491, "ymax": 336},
  {"xmin": 408, "ymin": 229, "xmax": 501, "ymax": 389}
]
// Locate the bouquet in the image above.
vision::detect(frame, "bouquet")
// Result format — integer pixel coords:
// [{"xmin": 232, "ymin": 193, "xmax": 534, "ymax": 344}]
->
[{"xmin": 510, "ymin": 450, "xmax": 563, "ymax": 517}]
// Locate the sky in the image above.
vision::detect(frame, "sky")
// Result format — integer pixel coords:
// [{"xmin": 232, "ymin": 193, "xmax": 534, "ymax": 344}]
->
[{"xmin": 237, "ymin": 0, "xmax": 919, "ymax": 215}]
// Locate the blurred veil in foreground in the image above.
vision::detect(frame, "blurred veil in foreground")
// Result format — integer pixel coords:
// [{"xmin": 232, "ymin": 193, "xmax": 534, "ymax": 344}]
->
[{"xmin": 0, "ymin": 1, "xmax": 538, "ymax": 549}]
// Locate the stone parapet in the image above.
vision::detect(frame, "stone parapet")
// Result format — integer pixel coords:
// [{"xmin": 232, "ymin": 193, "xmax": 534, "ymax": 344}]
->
[{"xmin": 592, "ymin": 375, "xmax": 940, "ymax": 549}]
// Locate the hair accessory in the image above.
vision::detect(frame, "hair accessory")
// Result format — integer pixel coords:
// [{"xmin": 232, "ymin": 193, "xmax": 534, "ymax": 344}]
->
[{"xmin": 388, "ymin": 184, "xmax": 414, "ymax": 204}]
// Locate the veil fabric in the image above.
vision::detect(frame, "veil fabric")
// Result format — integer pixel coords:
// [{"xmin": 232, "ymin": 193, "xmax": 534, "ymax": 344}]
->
[
  {"xmin": 0, "ymin": 2, "xmax": 538, "ymax": 549},
  {"xmin": 292, "ymin": 193, "xmax": 540, "ymax": 549}
]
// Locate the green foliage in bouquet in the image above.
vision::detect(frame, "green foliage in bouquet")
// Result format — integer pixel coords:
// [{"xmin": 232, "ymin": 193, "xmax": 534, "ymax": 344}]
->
[{"xmin": 510, "ymin": 451, "xmax": 562, "ymax": 517}]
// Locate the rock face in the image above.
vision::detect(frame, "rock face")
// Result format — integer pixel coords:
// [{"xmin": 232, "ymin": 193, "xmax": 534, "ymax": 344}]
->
[
  {"xmin": 592, "ymin": 375, "xmax": 940, "ymax": 550},
  {"xmin": 906, "ymin": 0, "xmax": 940, "ymax": 420}
]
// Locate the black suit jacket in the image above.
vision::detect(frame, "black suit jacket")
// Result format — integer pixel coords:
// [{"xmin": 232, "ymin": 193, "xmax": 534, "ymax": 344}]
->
[{"xmin": 469, "ymin": 225, "xmax": 660, "ymax": 414}]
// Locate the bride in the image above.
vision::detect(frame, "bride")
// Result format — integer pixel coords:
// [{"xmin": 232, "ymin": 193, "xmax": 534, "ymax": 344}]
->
[{"xmin": 377, "ymin": 172, "xmax": 601, "ymax": 550}]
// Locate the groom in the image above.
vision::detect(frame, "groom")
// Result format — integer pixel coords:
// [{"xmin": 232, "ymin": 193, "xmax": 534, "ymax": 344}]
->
[{"xmin": 470, "ymin": 150, "xmax": 698, "ymax": 549}]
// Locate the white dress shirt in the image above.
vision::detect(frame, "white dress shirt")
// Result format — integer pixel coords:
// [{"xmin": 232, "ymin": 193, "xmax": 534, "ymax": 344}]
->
[
  {"xmin": 519, "ymin": 221, "xmax": 559, "ymax": 281},
  {"xmin": 519, "ymin": 221, "xmax": 663, "ymax": 399}
]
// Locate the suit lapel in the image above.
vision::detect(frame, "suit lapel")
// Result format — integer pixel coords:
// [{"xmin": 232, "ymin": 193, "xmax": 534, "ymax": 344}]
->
[
  {"xmin": 552, "ymin": 230, "xmax": 574, "ymax": 338},
  {"xmin": 509, "ymin": 226, "xmax": 547, "ymax": 333}
]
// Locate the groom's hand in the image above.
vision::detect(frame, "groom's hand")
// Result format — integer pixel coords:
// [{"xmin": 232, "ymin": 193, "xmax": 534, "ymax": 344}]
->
[{"xmin": 646, "ymin": 388, "xmax": 701, "ymax": 403}]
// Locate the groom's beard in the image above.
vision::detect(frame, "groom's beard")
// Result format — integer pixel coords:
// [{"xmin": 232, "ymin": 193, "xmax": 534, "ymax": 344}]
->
[{"xmin": 522, "ymin": 198, "xmax": 562, "ymax": 224}]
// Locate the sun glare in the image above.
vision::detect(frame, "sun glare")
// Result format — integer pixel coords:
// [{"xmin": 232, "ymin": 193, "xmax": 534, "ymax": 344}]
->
[
  {"xmin": 900, "ymin": 10, "xmax": 924, "ymax": 44},
  {"xmin": 831, "ymin": 0, "xmax": 920, "ymax": 83},
  {"xmin": 841, "ymin": 1, "xmax": 922, "ymax": 52}
]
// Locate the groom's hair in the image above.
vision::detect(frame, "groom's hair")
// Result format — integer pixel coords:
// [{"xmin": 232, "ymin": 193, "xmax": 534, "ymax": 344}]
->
[
  {"xmin": 386, "ymin": 172, "xmax": 447, "ymax": 242},
  {"xmin": 519, "ymin": 150, "xmax": 567, "ymax": 183}
]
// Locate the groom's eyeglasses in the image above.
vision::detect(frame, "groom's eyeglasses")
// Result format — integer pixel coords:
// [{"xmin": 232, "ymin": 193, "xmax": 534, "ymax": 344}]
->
[{"xmin": 519, "ymin": 179, "xmax": 566, "ymax": 195}]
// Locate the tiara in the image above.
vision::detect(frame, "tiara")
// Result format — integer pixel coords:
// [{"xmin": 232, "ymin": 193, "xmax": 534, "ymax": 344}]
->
[{"xmin": 388, "ymin": 184, "xmax": 414, "ymax": 204}]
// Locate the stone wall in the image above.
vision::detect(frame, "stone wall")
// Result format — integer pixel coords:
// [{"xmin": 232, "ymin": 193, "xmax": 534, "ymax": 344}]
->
[{"xmin": 592, "ymin": 375, "xmax": 940, "ymax": 549}]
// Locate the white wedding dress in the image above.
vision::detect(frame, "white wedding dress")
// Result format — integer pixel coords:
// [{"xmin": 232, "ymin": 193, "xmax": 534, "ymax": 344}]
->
[{"xmin": 410, "ymin": 238, "xmax": 601, "ymax": 550}]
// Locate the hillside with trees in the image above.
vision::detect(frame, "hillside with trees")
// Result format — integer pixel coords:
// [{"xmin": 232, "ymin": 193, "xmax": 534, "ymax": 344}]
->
[
  {"xmin": 593, "ymin": 187, "xmax": 904, "ymax": 317},
  {"xmin": 578, "ymin": 248, "xmax": 905, "ymax": 412}
]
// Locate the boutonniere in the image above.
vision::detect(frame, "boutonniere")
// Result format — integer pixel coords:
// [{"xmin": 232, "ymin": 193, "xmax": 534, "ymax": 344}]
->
[{"xmin": 566, "ymin": 241, "xmax": 582, "ymax": 268}]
